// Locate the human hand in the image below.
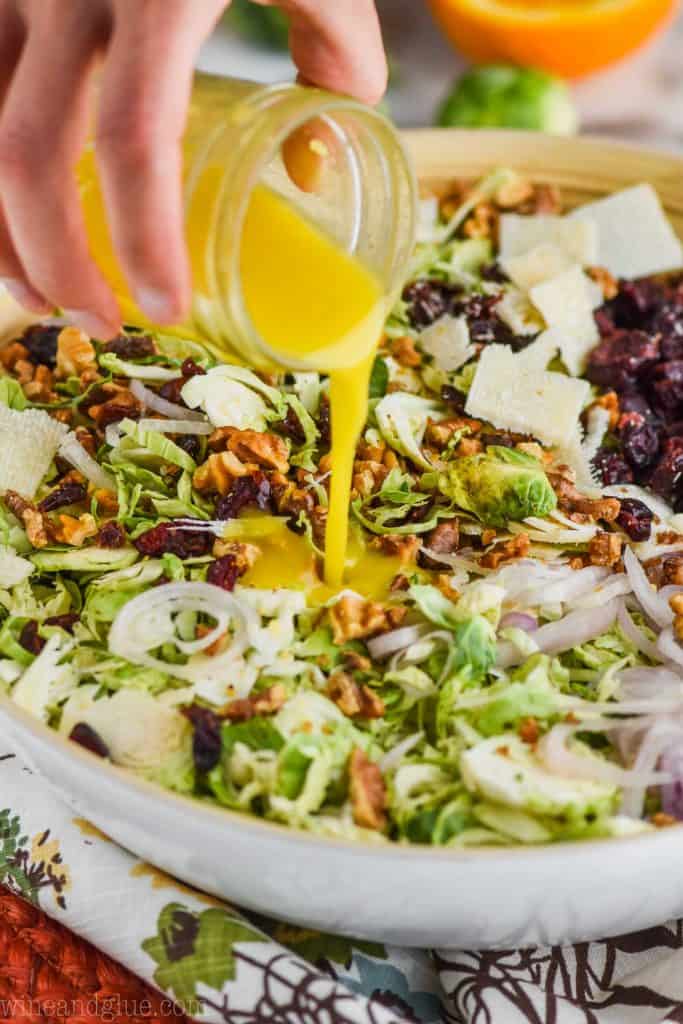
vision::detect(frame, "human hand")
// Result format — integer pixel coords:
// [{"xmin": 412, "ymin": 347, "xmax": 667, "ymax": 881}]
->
[{"xmin": 0, "ymin": 0, "xmax": 387, "ymax": 338}]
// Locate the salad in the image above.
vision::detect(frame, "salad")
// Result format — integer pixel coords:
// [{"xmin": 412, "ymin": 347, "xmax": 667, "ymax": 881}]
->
[{"xmin": 3, "ymin": 168, "xmax": 683, "ymax": 848}]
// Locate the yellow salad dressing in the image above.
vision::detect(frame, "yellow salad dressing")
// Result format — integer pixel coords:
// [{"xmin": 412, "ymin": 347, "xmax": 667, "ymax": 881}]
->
[{"xmin": 80, "ymin": 164, "xmax": 388, "ymax": 591}]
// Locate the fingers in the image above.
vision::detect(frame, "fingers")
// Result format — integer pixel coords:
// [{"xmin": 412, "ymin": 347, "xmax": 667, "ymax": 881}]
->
[
  {"xmin": 96, "ymin": 0, "xmax": 227, "ymax": 324},
  {"xmin": 0, "ymin": 0, "xmax": 119, "ymax": 336},
  {"xmin": 261, "ymin": 0, "xmax": 388, "ymax": 105}
]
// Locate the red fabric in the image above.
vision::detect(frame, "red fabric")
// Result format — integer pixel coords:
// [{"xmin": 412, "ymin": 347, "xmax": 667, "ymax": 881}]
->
[{"xmin": 0, "ymin": 887, "xmax": 189, "ymax": 1024}]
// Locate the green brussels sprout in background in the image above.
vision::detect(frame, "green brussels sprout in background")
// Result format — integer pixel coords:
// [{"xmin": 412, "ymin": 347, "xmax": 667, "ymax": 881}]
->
[
  {"xmin": 437, "ymin": 65, "xmax": 579, "ymax": 135},
  {"xmin": 424, "ymin": 445, "xmax": 557, "ymax": 527},
  {"xmin": 228, "ymin": 0, "xmax": 289, "ymax": 50}
]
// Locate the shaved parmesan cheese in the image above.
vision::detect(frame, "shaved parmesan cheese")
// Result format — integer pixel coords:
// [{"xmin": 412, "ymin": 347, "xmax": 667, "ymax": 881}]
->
[
  {"xmin": 496, "ymin": 287, "xmax": 544, "ymax": 337},
  {"xmin": 569, "ymin": 184, "xmax": 683, "ymax": 279},
  {"xmin": 0, "ymin": 405, "xmax": 69, "ymax": 498},
  {"xmin": 465, "ymin": 344, "xmax": 589, "ymax": 448},
  {"xmin": 418, "ymin": 315, "xmax": 474, "ymax": 372},
  {"xmin": 553, "ymin": 427, "xmax": 601, "ymax": 493},
  {"xmin": 529, "ymin": 266, "xmax": 599, "ymax": 376},
  {"xmin": 515, "ymin": 331, "xmax": 559, "ymax": 371},
  {"xmin": 499, "ymin": 214, "xmax": 598, "ymax": 266},
  {"xmin": 0, "ymin": 546, "xmax": 33, "ymax": 587},
  {"xmin": 502, "ymin": 242, "xmax": 573, "ymax": 292}
]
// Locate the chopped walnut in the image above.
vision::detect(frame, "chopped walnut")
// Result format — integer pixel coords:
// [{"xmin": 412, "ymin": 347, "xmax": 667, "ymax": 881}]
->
[
  {"xmin": 515, "ymin": 183, "xmax": 562, "ymax": 216},
  {"xmin": 369, "ymin": 533, "xmax": 420, "ymax": 564},
  {"xmin": 23, "ymin": 365, "xmax": 55, "ymax": 402},
  {"xmin": 438, "ymin": 180, "xmax": 469, "ymax": 220},
  {"xmin": 352, "ymin": 459, "xmax": 389, "ymax": 498},
  {"xmin": 87, "ymin": 383, "xmax": 141, "ymax": 427},
  {"xmin": 0, "ymin": 341, "xmax": 29, "ymax": 371},
  {"xmin": 326, "ymin": 672, "xmax": 385, "ymax": 719},
  {"xmin": 3, "ymin": 490, "xmax": 51, "ymax": 547},
  {"xmin": 310, "ymin": 504, "xmax": 327, "ymax": 548},
  {"xmin": 495, "ymin": 177, "xmax": 534, "ymax": 210},
  {"xmin": 518, "ymin": 717, "xmax": 540, "ymax": 745},
  {"xmin": 644, "ymin": 551, "xmax": 683, "ymax": 587},
  {"xmin": 390, "ymin": 573, "xmax": 411, "ymax": 592},
  {"xmin": 651, "ymin": 812, "xmax": 678, "ymax": 828},
  {"xmin": 209, "ymin": 427, "xmax": 289, "ymax": 474},
  {"xmin": 74, "ymin": 426, "xmax": 98, "ymax": 457},
  {"xmin": 192, "ymin": 451, "xmax": 255, "ymax": 496},
  {"xmin": 588, "ymin": 532, "xmax": 623, "ymax": 567},
  {"xmin": 14, "ymin": 359, "xmax": 34, "ymax": 386},
  {"xmin": 349, "ymin": 748, "xmax": 387, "ymax": 831},
  {"xmin": 93, "ymin": 489, "xmax": 119, "ymax": 517},
  {"xmin": 221, "ymin": 683, "xmax": 288, "ymax": 722},
  {"xmin": 56, "ymin": 327, "xmax": 96, "ymax": 380},
  {"xmin": 463, "ymin": 201, "xmax": 497, "ymax": 240},
  {"xmin": 480, "ymin": 533, "xmax": 530, "ymax": 569},
  {"xmin": 270, "ymin": 473, "xmax": 315, "ymax": 519},
  {"xmin": 343, "ymin": 650, "xmax": 372, "ymax": 672},
  {"xmin": 456, "ymin": 437, "xmax": 483, "ymax": 457},
  {"xmin": 589, "ymin": 390, "xmax": 620, "ymax": 431},
  {"xmin": 436, "ymin": 573, "xmax": 460, "ymax": 601},
  {"xmin": 425, "ymin": 415, "xmax": 480, "ymax": 449},
  {"xmin": 587, "ymin": 266, "xmax": 619, "ymax": 302},
  {"xmin": 670, "ymin": 593, "xmax": 683, "ymax": 642},
  {"xmin": 481, "ymin": 528, "xmax": 497, "ymax": 547},
  {"xmin": 328, "ymin": 594, "xmax": 406, "ymax": 644},
  {"xmin": 390, "ymin": 335, "xmax": 421, "ymax": 368},
  {"xmin": 421, "ymin": 519, "xmax": 460, "ymax": 570},
  {"xmin": 212, "ymin": 539, "xmax": 260, "ymax": 573},
  {"xmin": 53, "ymin": 513, "xmax": 98, "ymax": 547},
  {"xmin": 548, "ymin": 472, "xmax": 620, "ymax": 523}
]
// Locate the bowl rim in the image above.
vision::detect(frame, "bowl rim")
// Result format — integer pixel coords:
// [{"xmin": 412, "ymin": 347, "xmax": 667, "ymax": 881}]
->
[{"xmin": 4, "ymin": 128, "xmax": 683, "ymax": 867}]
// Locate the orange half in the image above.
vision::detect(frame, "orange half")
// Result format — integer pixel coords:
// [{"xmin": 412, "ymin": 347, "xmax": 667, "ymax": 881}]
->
[{"xmin": 427, "ymin": 0, "xmax": 677, "ymax": 78}]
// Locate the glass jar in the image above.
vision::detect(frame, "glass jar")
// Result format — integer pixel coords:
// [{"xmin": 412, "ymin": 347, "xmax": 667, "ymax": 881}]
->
[{"xmin": 78, "ymin": 73, "xmax": 417, "ymax": 370}]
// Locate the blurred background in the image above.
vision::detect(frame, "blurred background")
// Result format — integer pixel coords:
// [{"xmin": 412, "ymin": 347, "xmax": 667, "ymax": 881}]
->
[{"xmin": 197, "ymin": 0, "xmax": 683, "ymax": 146}]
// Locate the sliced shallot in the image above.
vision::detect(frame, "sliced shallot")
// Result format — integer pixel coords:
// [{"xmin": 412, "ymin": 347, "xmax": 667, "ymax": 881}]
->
[{"xmin": 130, "ymin": 379, "xmax": 206, "ymax": 421}]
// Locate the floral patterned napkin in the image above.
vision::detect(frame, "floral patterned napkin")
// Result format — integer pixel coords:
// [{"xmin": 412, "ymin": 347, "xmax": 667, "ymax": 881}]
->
[{"xmin": 4, "ymin": 745, "xmax": 683, "ymax": 1024}]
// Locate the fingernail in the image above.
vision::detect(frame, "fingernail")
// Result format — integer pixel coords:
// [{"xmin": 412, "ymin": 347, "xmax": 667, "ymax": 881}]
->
[
  {"xmin": 136, "ymin": 286, "xmax": 177, "ymax": 324},
  {"xmin": 63, "ymin": 309, "xmax": 115, "ymax": 340},
  {"xmin": 0, "ymin": 277, "xmax": 50, "ymax": 313}
]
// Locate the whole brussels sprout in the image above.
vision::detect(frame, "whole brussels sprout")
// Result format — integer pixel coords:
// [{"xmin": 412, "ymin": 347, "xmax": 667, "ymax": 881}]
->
[
  {"xmin": 425, "ymin": 445, "xmax": 557, "ymax": 526},
  {"xmin": 437, "ymin": 65, "xmax": 578, "ymax": 135}
]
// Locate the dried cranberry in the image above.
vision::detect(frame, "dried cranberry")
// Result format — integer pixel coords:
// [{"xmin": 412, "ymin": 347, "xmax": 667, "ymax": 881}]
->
[
  {"xmin": 158, "ymin": 358, "xmax": 205, "ymax": 405},
  {"xmin": 134, "ymin": 522, "xmax": 213, "ymax": 558},
  {"xmin": 649, "ymin": 438, "xmax": 683, "ymax": 502},
  {"xmin": 403, "ymin": 280, "xmax": 456, "ymax": 327},
  {"xmin": 594, "ymin": 307, "xmax": 616, "ymax": 337},
  {"xmin": 69, "ymin": 723, "xmax": 110, "ymax": 759},
  {"xmin": 286, "ymin": 514, "xmax": 307, "ymax": 535},
  {"xmin": 648, "ymin": 361, "xmax": 683, "ymax": 416},
  {"xmin": 620, "ymin": 421, "xmax": 660, "ymax": 472},
  {"xmin": 592, "ymin": 449, "xmax": 634, "ymax": 486},
  {"xmin": 275, "ymin": 404, "xmax": 306, "ymax": 446},
  {"xmin": 20, "ymin": 324, "xmax": 60, "ymax": 367},
  {"xmin": 480, "ymin": 432, "xmax": 516, "ymax": 449},
  {"xmin": 104, "ymin": 333, "xmax": 156, "ymax": 359},
  {"xmin": 207, "ymin": 554, "xmax": 241, "ymax": 591},
  {"xmin": 316, "ymin": 396, "xmax": 331, "ymax": 447},
  {"xmin": 97, "ymin": 521, "xmax": 126, "ymax": 548},
  {"xmin": 652, "ymin": 304, "xmax": 683, "ymax": 359},
  {"xmin": 616, "ymin": 498, "xmax": 653, "ymax": 541},
  {"xmin": 586, "ymin": 330, "xmax": 660, "ymax": 391},
  {"xmin": 45, "ymin": 613, "xmax": 79, "ymax": 633},
  {"xmin": 215, "ymin": 473, "xmax": 272, "ymax": 520},
  {"xmin": 440, "ymin": 385, "xmax": 467, "ymax": 413},
  {"xmin": 480, "ymin": 263, "xmax": 508, "ymax": 284},
  {"xmin": 38, "ymin": 481, "xmax": 88, "ymax": 513},
  {"xmin": 182, "ymin": 705, "xmax": 222, "ymax": 773},
  {"xmin": 619, "ymin": 391, "xmax": 658, "ymax": 425},
  {"xmin": 94, "ymin": 402, "xmax": 141, "ymax": 427},
  {"xmin": 175, "ymin": 434, "xmax": 201, "ymax": 461},
  {"xmin": 611, "ymin": 278, "xmax": 665, "ymax": 328},
  {"xmin": 19, "ymin": 620, "xmax": 44, "ymax": 655}
]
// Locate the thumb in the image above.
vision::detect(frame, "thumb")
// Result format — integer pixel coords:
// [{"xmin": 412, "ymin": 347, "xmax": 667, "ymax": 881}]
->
[{"xmin": 254, "ymin": 0, "xmax": 388, "ymax": 105}]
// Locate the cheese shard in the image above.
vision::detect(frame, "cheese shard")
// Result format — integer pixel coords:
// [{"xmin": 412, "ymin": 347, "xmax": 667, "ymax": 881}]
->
[
  {"xmin": 418, "ymin": 314, "xmax": 474, "ymax": 372},
  {"xmin": 515, "ymin": 331, "xmax": 559, "ymax": 371},
  {"xmin": 465, "ymin": 344, "xmax": 589, "ymax": 448},
  {"xmin": 569, "ymin": 184, "xmax": 683, "ymax": 279},
  {"xmin": 0, "ymin": 405, "xmax": 69, "ymax": 498},
  {"xmin": 499, "ymin": 214, "xmax": 598, "ymax": 266},
  {"xmin": 502, "ymin": 242, "xmax": 573, "ymax": 292},
  {"xmin": 496, "ymin": 287, "xmax": 544, "ymax": 337},
  {"xmin": 529, "ymin": 265, "xmax": 599, "ymax": 376}
]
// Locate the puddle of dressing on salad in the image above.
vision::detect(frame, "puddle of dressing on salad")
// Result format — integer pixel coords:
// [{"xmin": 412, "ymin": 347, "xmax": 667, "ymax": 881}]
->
[{"xmin": 239, "ymin": 185, "xmax": 387, "ymax": 588}]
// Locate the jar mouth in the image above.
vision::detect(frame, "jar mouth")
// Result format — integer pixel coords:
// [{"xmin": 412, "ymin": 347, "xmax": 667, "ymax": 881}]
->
[{"xmin": 211, "ymin": 86, "xmax": 417, "ymax": 372}]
